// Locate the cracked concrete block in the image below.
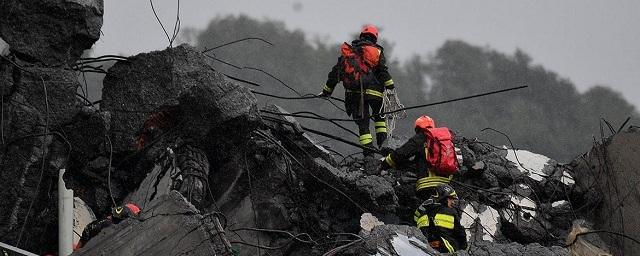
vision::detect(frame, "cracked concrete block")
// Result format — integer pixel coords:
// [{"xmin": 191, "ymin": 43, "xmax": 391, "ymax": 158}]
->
[
  {"xmin": 0, "ymin": 37, "xmax": 9, "ymax": 56},
  {"xmin": 73, "ymin": 197, "xmax": 96, "ymax": 246},
  {"xmin": 102, "ymin": 45, "xmax": 259, "ymax": 151},
  {"xmin": 262, "ymin": 104, "xmax": 336, "ymax": 165},
  {"xmin": 0, "ymin": 0, "xmax": 104, "ymax": 64},
  {"xmin": 457, "ymin": 241, "xmax": 569, "ymax": 256},
  {"xmin": 74, "ymin": 191, "xmax": 222, "ymax": 256},
  {"xmin": 355, "ymin": 224, "xmax": 437, "ymax": 255}
]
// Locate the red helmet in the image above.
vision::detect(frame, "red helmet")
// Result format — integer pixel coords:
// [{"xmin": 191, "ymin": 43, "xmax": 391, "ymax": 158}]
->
[
  {"xmin": 360, "ymin": 25, "xmax": 379, "ymax": 40},
  {"xmin": 414, "ymin": 115, "xmax": 435, "ymax": 130}
]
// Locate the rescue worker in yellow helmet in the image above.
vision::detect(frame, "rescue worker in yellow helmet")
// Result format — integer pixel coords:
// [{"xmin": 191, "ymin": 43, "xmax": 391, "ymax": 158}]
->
[
  {"xmin": 319, "ymin": 25, "xmax": 395, "ymax": 155},
  {"xmin": 415, "ymin": 184, "xmax": 468, "ymax": 253}
]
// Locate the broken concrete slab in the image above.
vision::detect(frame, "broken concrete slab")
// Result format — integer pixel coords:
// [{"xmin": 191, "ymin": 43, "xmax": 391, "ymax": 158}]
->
[
  {"xmin": 355, "ymin": 224, "xmax": 437, "ymax": 255},
  {"xmin": 74, "ymin": 191, "xmax": 224, "ymax": 255},
  {"xmin": 262, "ymin": 104, "xmax": 337, "ymax": 165},
  {"xmin": 102, "ymin": 44, "xmax": 259, "ymax": 152},
  {"xmin": 460, "ymin": 202, "xmax": 501, "ymax": 242},
  {"xmin": 0, "ymin": 37, "xmax": 9, "ymax": 57},
  {"xmin": 457, "ymin": 241, "xmax": 569, "ymax": 256},
  {"xmin": 313, "ymin": 158, "xmax": 398, "ymax": 215},
  {"xmin": 571, "ymin": 127, "xmax": 640, "ymax": 255},
  {"xmin": 0, "ymin": 0, "xmax": 103, "ymax": 64},
  {"xmin": 73, "ymin": 197, "xmax": 96, "ymax": 246}
]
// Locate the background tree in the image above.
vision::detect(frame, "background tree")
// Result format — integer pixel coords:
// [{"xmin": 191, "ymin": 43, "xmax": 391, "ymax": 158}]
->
[{"xmin": 180, "ymin": 16, "xmax": 638, "ymax": 161}]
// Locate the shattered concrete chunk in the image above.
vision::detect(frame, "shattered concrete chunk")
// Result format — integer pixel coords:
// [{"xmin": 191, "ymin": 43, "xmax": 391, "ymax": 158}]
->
[
  {"xmin": 0, "ymin": 0, "xmax": 104, "ymax": 64},
  {"xmin": 262, "ymin": 105, "xmax": 336, "ymax": 165},
  {"xmin": 461, "ymin": 202, "xmax": 500, "ymax": 242},
  {"xmin": 102, "ymin": 44, "xmax": 259, "ymax": 151},
  {"xmin": 73, "ymin": 197, "xmax": 96, "ymax": 246},
  {"xmin": 504, "ymin": 147, "xmax": 556, "ymax": 182},
  {"xmin": 0, "ymin": 37, "xmax": 9, "ymax": 57},
  {"xmin": 74, "ymin": 191, "xmax": 223, "ymax": 255},
  {"xmin": 360, "ymin": 213, "xmax": 384, "ymax": 233},
  {"xmin": 571, "ymin": 127, "xmax": 640, "ymax": 255},
  {"xmin": 457, "ymin": 241, "xmax": 569, "ymax": 256},
  {"xmin": 356, "ymin": 224, "xmax": 437, "ymax": 255}
]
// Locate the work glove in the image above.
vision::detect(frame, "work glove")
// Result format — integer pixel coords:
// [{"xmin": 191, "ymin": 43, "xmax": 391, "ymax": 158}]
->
[{"xmin": 377, "ymin": 158, "xmax": 389, "ymax": 175}]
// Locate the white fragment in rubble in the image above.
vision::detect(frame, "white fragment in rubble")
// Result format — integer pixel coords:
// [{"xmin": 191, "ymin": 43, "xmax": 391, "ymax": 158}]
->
[
  {"xmin": 0, "ymin": 37, "xmax": 10, "ymax": 57},
  {"xmin": 552, "ymin": 200, "xmax": 569, "ymax": 208},
  {"xmin": 375, "ymin": 234, "xmax": 430, "ymax": 256},
  {"xmin": 461, "ymin": 204, "xmax": 499, "ymax": 242},
  {"xmin": 508, "ymin": 195, "xmax": 537, "ymax": 222},
  {"xmin": 360, "ymin": 213, "xmax": 384, "ymax": 232},
  {"xmin": 519, "ymin": 184, "xmax": 530, "ymax": 190},
  {"xmin": 504, "ymin": 146, "xmax": 550, "ymax": 182},
  {"xmin": 478, "ymin": 207, "xmax": 500, "ymax": 241},
  {"xmin": 561, "ymin": 171, "xmax": 575, "ymax": 185},
  {"xmin": 73, "ymin": 197, "xmax": 96, "ymax": 245},
  {"xmin": 460, "ymin": 204, "xmax": 478, "ymax": 240}
]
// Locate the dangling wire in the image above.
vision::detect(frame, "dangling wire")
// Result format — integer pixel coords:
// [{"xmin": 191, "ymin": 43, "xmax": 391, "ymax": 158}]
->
[{"xmin": 381, "ymin": 89, "xmax": 406, "ymax": 137}]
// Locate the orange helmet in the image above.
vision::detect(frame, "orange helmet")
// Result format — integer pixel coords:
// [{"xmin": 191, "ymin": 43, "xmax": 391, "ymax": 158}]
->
[
  {"xmin": 360, "ymin": 25, "xmax": 379, "ymax": 40},
  {"xmin": 414, "ymin": 115, "xmax": 435, "ymax": 130}
]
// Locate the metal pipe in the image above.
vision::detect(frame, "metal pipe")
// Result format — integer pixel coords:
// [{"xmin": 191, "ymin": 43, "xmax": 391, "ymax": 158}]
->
[
  {"xmin": 0, "ymin": 242, "xmax": 38, "ymax": 256},
  {"xmin": 58, "ymin": 169, "xmax": 73, "ymax": 256}
]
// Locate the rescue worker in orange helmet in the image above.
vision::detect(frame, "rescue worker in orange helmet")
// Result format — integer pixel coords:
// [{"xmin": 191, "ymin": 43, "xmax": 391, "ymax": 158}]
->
[
  {"xmin": 319, "ymin": 25, "xmax": 395, "ymax": 156},
  {"xmin": 380, "ymin": 116, "xmax": 454, "ymax": 197}
]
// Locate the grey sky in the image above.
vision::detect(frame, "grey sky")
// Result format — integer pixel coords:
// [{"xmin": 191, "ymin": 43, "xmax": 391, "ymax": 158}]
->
[{"xmin": 95, "ymin": 0, "xmax": 640, "ymax": 107}]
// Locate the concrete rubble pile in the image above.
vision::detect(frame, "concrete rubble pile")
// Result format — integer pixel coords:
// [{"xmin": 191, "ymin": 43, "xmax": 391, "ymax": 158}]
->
[
  {"xmin": 0, "ymin": 1, "xmax": 637, "ymax": 255},
  {"xmin": 0, "ymin": 0, "xmax": 104, "ymax": 253}
]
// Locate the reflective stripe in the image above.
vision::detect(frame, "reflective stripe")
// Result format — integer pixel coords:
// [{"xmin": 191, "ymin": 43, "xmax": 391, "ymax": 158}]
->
[
  {"xmin": 384, "ymin": 79, "xmax": 394, "ymax": 86},
  {"xmin": 375, "ymin": 121, "xmax": 387, "ymax": 133},
  {"xmin": 416, "ymin": 171, "xmax": 453, "ymax": 191},
  {"xmin": 385, "ymin": 154, "xmax": 396, "ymax": 168},
  {"xmin": 344, "ymin": 89, "xmax": 383, "ymax": 97},
  {"xmin": 365, "ymin": 89, "xmax": 383, "ymax": 97},
  {"xmin": 442, "ymin": 237, "xmax": 455, "ymax": 253},
  {"xmin": 323, "ymin": 85, "xmax": 333, "ymax": 93},
  {"xmin": 413, "ymin": 209, "xmax": 421, "ymax": 222},
  {"xmin": 416, "ymin": 215, "xmax": 429, "ymax": 229},
  {"xmin": 359, "ymin": 134, "xmax": 373, "ymax": 145},
  {"xmin": 433, "ymin": 213, "xmax": 455, "ymax": 229}
]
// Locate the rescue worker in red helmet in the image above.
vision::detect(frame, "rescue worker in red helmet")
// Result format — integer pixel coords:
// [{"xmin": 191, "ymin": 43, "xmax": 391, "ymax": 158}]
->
[
  {"xmin": 415, "ymin": 184, "xmax": 468, "ymax": 253},
  {"xmin": 380, "ymin": 115, "xmax": 453, "ymax": 197},
  {"xmin": 319, "ymin": 25, "xmax": 395, "ymax": 155},
  {"xmin": 75, "ymin": 203, "xmax": 141, "ymax": 250}
]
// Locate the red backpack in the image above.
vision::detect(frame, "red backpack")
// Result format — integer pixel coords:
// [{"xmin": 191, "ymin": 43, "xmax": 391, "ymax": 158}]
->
[
  {"xmin": 340, "ymin": 42, "xmax": 380, "ymax": 86},
  {"xmin": 422, "ymin": 127, "xmax": 459, "ymax": 176}
]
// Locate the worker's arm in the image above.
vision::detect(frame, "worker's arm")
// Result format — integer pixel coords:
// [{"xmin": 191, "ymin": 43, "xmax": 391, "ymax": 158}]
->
[
  {"xmin": 373, "ymin": 47, "xmax": 394, "ymax": 90},
  {"xmin": 382, "ymin": 132, "xmax": 423, "ymax": 169},
  {"xmin": 321, "ymin": 57, "xmax": 342, "ymax": 96}
]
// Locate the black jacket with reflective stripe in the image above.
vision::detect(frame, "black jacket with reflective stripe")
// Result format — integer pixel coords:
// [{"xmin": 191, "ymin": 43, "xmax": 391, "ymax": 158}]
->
[
  {"xmin": 417, "ymin": 206, "xmax": 468, "ymax": 251},
  {"xmin": 387, "ymin": 132, "xmax": 450, "ymax": 190}
]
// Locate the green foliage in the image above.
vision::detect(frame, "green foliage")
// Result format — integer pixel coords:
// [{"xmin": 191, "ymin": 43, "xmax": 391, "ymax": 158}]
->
[
  {"xmin": 424, "ymin": 40, "xmax": 638, "ymax": 161},
  {"xmin": 188, "ymin": 16, "xmax": 638, "ymax": 161}
]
